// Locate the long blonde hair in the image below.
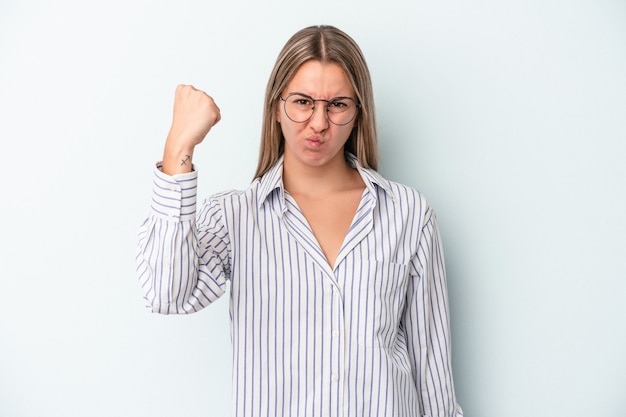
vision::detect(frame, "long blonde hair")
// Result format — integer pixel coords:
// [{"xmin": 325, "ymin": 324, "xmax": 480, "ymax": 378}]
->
[{"xmin": 253, "ymin": 25, "xmax": 378, "ymax": 179}]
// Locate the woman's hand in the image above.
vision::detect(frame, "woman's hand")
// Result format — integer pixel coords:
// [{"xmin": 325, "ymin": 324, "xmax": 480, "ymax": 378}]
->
[{"xmin": 162, "ymin": 84, "xmax": 221, "ymax": 175}]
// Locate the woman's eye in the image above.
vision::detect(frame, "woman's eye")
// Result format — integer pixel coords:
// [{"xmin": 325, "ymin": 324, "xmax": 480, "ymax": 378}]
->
[
  {"xmin": 329, "ymin": 100, "xmax": 350, "ymax": 111},
  {"xmin": 294, "ymin": 99, "xmax": 312, "ymax": 106}
]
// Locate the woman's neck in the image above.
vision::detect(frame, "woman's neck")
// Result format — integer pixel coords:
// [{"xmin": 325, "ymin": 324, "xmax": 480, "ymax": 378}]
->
[{"xmin": 282, "ymin": 152, "xmax": 362, "ymax": 196}]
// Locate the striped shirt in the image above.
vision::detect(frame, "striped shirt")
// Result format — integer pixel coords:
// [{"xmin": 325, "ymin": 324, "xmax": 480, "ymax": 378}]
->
[{"xmin": 137, "ymin": 155, "xmax": 463, "ymax": 417}]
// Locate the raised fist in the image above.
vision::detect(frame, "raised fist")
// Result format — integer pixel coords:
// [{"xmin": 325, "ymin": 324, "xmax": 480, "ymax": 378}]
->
[
  {"xmin": 167, "ymin": 84, "xmax": 221, "ymax": 148},
  {"xmin": 162, "ymin": 85, "xmax": 221, "ymax": 174}
]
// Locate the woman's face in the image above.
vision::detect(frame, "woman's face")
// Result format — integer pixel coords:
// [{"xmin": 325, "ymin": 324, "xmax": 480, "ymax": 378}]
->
[{"xmin": 277, "ymin": 60, "xmax": 357, "ymax": 170}]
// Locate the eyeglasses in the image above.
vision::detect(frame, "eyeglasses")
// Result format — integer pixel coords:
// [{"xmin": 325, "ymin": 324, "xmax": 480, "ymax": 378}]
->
[{"xmin": 279, "ymin": 93, "xmax": 361, "ymax": 126}]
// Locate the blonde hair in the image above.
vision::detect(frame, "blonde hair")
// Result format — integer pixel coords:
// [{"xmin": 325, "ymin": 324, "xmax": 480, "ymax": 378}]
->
[{"xmin": 253, "ymin": 25, "xmax": 378, "ymax": 179}]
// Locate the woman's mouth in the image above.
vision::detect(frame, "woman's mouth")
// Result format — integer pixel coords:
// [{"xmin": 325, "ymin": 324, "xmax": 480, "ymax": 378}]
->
[{"xmin": 306, "ymin": 136, "xmax": 324, "ymax": 147}]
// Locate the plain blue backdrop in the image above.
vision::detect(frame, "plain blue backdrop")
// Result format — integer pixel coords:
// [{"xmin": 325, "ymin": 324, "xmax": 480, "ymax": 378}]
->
[{"xmin": 1, "ymin": 0, "xmax": 625, "ymax": 416}]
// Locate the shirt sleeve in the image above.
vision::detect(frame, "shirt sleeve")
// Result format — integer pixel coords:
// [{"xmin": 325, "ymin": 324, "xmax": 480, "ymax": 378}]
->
[
  {"xmin": 405, "ymin": 206, "xmax": 464, "ymax": 417},
  {"xmin": 136, "ymin": 163, "xmax": 231, "ymax": 314}
]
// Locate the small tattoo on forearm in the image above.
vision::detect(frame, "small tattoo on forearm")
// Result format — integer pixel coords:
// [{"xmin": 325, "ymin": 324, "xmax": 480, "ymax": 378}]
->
[{"xmin": 180, "ymin": 155, "xmax": 191, "ymax": 166}]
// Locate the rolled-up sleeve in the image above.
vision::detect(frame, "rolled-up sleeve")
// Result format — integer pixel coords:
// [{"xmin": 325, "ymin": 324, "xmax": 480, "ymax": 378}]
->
[
  {"xmin": 405, "ymin": 207, "xmax": 464, "ymax": 417},
  {"xmin": 136, "ymin": 163, "xmax": 231, "ymax": 314}
]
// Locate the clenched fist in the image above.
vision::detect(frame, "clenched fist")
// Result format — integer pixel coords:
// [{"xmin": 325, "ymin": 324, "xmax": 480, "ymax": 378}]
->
[{"xmin": 162, "ymin": 84, "xmax": 221, "ymax": 175}]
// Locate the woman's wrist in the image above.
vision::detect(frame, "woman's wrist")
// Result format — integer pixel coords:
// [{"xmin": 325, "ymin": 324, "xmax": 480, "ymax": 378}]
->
[{"xmin": 162, "ymin": 143, "xmax": 195, "ymax": 175}]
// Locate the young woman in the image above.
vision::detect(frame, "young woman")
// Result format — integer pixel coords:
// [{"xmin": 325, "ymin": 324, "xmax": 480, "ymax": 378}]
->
[{"xmin": 137, "ymin": 25, "xmax": 463, "ymax": 417}]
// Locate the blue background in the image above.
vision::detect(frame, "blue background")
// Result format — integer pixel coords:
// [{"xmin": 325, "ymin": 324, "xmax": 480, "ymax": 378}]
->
[{"xmin": 1, "ymin": 0, "xmax": 625, "ymax": 415}]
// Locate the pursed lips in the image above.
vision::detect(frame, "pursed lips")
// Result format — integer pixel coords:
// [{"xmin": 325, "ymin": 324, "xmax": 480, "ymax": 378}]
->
[{"xmin": 306, "ymin": 135, "xmax": 324, "ymax": 147}]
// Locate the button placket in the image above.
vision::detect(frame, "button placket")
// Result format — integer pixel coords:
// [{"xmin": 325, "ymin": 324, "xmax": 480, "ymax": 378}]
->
[{"xmin": 329, "ymin": 278, "xmax": 345, "ymax": 410}]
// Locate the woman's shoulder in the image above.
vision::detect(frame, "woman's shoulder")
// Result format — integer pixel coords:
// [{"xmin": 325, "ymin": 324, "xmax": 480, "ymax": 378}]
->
[
  {"xmin": 388, "ymin": 179, "xmax": 434, "ymax": 216},
  {"xmin": 202, "ymin": 187, "xmax": 244, "ymax": 202},
  {"xmin": 201, "ymin": 178, "xmax": 266, "ymax": 207},
  {"xmin": 364, "ymin": 168, "xmax": 431, "ymax": 209},
  {"xmin": 362, "ymin": 172, "xmax": 437, "ymax": 232}
]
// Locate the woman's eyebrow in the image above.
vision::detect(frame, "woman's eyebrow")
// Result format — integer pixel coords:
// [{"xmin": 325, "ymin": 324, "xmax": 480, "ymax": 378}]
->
[{"xmin": 286, "ymin": 91, "xmax": 353, "ymax": 100}]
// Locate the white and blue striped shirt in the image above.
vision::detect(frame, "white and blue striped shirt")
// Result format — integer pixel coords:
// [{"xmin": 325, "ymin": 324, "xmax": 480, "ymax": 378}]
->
[{"xmin": 137, "ymin": 155, "xmax": 463, "ymax": 417}]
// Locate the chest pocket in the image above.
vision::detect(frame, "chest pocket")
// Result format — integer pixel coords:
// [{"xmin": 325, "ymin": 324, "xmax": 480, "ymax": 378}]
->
[{"xmin": 344, "ymin": 259, "xmax": 409, "ymax": 349}]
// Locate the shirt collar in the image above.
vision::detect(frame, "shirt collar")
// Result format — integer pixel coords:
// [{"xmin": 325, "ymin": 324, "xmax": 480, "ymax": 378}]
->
[
  {"xmin": 347, "ymin": 153, "xmax": 397, "ymax": 204},
  {"xmin": 256, "ymin": 153, "xmax": 396, "ymax": 211},
  {"xmin": 256, "ymin": 155, "xmax": 286, "ymax": 211}
]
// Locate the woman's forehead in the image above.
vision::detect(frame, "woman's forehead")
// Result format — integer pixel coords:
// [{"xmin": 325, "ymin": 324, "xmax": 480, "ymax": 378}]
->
[{"xmin": 284, "ymin": 61, "xmax": 354, "ymax": 97}]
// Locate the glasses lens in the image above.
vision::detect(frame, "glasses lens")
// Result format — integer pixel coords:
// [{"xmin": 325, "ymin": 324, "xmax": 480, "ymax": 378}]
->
[
  {"xmin": 284, "ymin": 94, "xmax": 314, "ymax": 123},
  {"xmin": 283, "ymin": 94, "xmax": 358, "ymax": 125},
  {"xmin": 327, "ymin": 98, "xmax": 357, "ymax": 126}
]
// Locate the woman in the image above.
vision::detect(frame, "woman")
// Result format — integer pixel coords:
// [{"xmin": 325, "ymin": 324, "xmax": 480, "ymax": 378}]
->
[{"xmin": 137, "ymin": 25, "xmax": 463, "ymax": 417}]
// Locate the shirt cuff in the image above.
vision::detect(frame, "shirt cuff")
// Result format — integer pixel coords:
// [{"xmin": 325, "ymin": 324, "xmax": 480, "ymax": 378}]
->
[{"xmin": 150, "ymin": 162, "xmax": 198, "ymax": 221}]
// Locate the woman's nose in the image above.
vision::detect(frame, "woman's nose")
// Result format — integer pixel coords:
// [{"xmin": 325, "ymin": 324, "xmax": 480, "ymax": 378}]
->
[{"xmin": 308, "ymin": 103, "xmax": 329, "ymax": 131}]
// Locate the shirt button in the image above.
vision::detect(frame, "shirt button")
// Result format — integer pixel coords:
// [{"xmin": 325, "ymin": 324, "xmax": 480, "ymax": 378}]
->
[
  {"xmin": 332, "ymin": 331, "xmax": 339, "ymax": 338},
  {"xmin": 331, "ymin": 373, "xmax": 339, "ymax": 382}
]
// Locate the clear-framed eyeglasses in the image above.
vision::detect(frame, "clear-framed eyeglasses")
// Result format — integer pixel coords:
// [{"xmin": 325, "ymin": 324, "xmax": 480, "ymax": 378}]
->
[{"xmin": 279, "ymin": 93, "xmax": 361, "ymax": 126}]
